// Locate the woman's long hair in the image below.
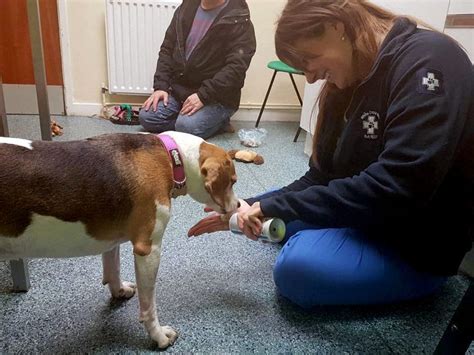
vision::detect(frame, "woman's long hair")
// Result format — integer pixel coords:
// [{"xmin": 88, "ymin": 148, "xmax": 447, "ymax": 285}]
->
[{"xmin": 275, "ymin": 0, "xmax": 398, "ymax": 165}]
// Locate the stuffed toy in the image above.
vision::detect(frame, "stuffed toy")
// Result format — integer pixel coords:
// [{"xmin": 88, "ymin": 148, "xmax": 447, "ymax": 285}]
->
[
  {"xmin": 51, "ymin": 120, "xmax": 63, "ymax": 137},
  {"xmin": 228, "ymin": 149, "xmax": 264, "ymax": 165},
  {"xmin": 109, "ymin": 104, "xmax": 140, "ymax": 125}
]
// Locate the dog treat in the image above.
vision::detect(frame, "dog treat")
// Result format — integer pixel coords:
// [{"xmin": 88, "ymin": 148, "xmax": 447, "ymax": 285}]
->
[{"xmin": 228, "ymin": 213, "xmax": 286, "ymax": 243}]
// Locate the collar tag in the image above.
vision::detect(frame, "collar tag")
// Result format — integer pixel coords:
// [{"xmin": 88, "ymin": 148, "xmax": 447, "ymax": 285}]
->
[{"xmin": 156, "ymin": 134, "xmax": 187, "ymax": 191}]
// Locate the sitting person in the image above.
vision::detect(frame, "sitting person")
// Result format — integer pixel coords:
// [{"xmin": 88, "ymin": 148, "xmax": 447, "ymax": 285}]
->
[
  {"xmin": 188, "ymin": 0, "xmax": 474, "ymax": 308},
  {"xmin": 139, "ymin": 0, "xmax": 256, "ymax": 139}
]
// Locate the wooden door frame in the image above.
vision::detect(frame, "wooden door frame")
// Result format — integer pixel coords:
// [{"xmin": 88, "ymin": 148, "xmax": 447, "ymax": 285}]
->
[{"xmin": 57, "ymin": 0, "xmax": 73, "ymax": 116}]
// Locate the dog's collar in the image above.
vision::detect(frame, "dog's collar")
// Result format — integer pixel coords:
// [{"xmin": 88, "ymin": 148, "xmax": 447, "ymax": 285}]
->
[{"xmin": 156, "ymin": 134, "xmax": 187, "ymax": 196}]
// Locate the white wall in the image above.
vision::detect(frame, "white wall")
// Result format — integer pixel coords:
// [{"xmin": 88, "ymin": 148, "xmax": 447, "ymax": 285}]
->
[
  {"xmin": 444, "ymin": 0, "xmax": 474, "ymax": 61},
  {"xmin": 60, "ymin": 0, "xmax": 306, "ymax": 116}
]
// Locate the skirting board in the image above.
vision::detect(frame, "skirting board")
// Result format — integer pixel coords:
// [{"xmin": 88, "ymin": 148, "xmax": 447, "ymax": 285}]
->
[{"xmin": 232, "ymin": 107, "xmax": 300, "ymax": 122}]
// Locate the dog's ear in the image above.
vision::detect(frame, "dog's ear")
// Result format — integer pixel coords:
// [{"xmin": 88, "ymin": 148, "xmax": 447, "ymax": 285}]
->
[
  {"xmin": 227, "ymin": 149, "xmax": 238, "ymax": 159},
  {"xmin": 201, "ymin": 159, "xmax": 220, "ymax": 193}
]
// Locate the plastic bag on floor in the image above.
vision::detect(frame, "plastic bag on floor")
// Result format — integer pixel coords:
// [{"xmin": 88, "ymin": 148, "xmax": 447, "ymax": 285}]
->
[{"xmin": 238, "ymin": 128, "xmax": 267, "ymax": 147}]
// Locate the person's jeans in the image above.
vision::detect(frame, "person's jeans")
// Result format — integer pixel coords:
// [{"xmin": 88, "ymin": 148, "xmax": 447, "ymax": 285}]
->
[
  {"xmin": 273, "ymin": 220, "xmax": 447, "ymax": 308},
  {"xmin": 138, "ymin": 94, "xmax": 236, "ymax": 139}
]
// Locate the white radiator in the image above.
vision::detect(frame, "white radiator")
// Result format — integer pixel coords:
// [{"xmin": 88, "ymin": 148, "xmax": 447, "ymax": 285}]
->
[{"xmin": 105, "ymin": 0, "xmax": 182, "ymax": 95}]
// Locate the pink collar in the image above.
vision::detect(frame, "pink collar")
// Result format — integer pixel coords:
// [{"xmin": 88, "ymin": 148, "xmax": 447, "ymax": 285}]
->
[{"xmin": 156, "ymin": 134, "xmax": 186, "ymax": 192}]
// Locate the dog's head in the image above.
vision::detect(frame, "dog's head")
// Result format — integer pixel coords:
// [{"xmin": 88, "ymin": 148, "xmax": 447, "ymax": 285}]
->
[{"xmin": 198, "ymin": 142, "xmax": 239, "ymax": 214}]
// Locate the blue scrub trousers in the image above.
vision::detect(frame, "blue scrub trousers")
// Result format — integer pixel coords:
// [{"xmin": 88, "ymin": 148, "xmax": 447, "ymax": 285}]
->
[{"xmin": 273, "ymin": 221, "xmax": 447, "ymax": 308}]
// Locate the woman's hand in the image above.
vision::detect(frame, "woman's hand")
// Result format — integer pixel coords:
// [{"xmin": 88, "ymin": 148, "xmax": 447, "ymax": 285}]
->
[
  {"xmin": 188, "ymin": 199, "xmax": 250, "ymax": 237},
  {"xmin": 142, "ymin": 90, "xmax": 168, "ymax": 111},
  {"xmin": 237, "ymin": 202, "xmax": 264, "ymax": 241},
  {"xmin": 180, "ymin": 93, "xmax": 204, "ymax": 116}
]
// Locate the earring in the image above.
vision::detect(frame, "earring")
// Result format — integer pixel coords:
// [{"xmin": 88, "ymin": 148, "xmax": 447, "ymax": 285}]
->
[{"xmin": 341, "ymin": 35, "xmax": 345, "ymax": 41}]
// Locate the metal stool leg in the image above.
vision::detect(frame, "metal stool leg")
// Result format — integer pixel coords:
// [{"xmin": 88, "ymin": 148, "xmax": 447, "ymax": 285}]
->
[
  {"xmin": 0, "ymin": 77, "xmax": 31, "ymax": 292},
  {"xmin": 256, "ymin": 70, "xmax": 278, "ymax": 128},
  {"xmin": 293, "ymin": 126, "xmax": 303, "ymax": 143},
  {"xmin": 289, "ymin": 73, "xmax": 303, "ymax": 105},
  {"xmin": 10, "ymin": 259, "xmax": 31, "ymax": 292},
  {"xmin": 289, "ymin": 73, "xmax": 303, "ymax": 142},
  {"xmin": 0, "ymin": 1, "xmax": 49, "ymax": 294},
  {"xmin": 27, "ymin": 0, "xmax": 52, "ymax": 141},
  {"xmin": 434, "ymin": 279, "xmax": 474, "ymax": 354},
  {"xmin": 0, "ymin": 76, "xmax": 8, "ymax": 137}
]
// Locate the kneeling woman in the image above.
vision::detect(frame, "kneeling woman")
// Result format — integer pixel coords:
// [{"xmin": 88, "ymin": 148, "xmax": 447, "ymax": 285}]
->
[{"xmin": 188, "ymin": 0, "xmax": 474, "ymax": 308}]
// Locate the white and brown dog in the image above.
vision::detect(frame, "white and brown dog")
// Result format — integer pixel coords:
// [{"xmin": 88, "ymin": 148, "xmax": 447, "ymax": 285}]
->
[{"xmin": 0, "ymin": 131, "xmax": 238, "ymax": 348}]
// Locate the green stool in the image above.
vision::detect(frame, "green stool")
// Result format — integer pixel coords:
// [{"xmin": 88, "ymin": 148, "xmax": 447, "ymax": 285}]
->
[{"xmin": 255, "ymin": 60, "xmax": 304, "ymax": 142}]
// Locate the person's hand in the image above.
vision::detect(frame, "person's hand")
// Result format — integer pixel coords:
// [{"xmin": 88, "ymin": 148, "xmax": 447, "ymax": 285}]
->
[
  {"xmin": 188, "ymin": 199, "xmax": 250, "ymax": 237},
  {"xmin": 180, "ymin": 93, "xmax": 203, "ymax": 116},
  {"xmin": 237, "ymin": 202, "xmax": 264, "ymax": 241},
  {"xmin": 142, "ymin": 90, "xmax": 168, "ymax": 111}
]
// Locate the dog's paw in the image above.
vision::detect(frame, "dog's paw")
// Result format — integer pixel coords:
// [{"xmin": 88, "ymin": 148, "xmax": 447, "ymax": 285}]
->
[
  {"xmin": 163, "ymin": 326, "xmax": 178, "ymax": 345},
  {"xmin": 112, "ymin": 281, "xmax": 136, "ymax": 299},
  {"xmin": 151, "ymin": 325, "xmax": 179, "ymax": 349}
]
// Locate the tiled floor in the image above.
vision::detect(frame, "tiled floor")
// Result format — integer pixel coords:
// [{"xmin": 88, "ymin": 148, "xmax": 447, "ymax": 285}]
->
[{"xmin": 0, "ymin": 114, "xmax": 470, "ymax": 353}]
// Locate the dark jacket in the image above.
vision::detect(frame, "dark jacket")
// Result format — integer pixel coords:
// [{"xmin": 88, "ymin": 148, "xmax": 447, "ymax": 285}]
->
[
  {"xmin": 153, "ymin": 0, "xmax": 256, "ymax": 110},
  {"xmin": 247, "ymin": 18, "xmax": 474, "ymax": 276}
]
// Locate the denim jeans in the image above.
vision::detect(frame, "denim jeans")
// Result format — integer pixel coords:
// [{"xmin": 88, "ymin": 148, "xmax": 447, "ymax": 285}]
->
[{"xmin": 138, "ymin": 94, "xmax": 236, "ymax": 139}]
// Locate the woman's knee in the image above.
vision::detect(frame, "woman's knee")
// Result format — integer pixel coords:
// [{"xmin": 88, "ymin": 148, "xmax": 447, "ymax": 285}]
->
[
  {"xmin": 273, "ymin": 228, "xmax": 378, "ymax": 308},
  {"xmin": 138, "ymin": 109, "xmax": 155, "ymax": 131},
  {"xmin": 175, "ymin": 116, "xmax": 217, "ymax": 139},
  {"xmin": 175, "ymin": 117, "xmax": 201, "ymax": 136},
  {"xmin": 138, "ymin": 106, "xmax": 176, "ymax": 132},
  {"xmin": 175, "ymin": 106, "xmax": 232, "ymax": 138},
  {"xmin": 273, "ymin": 228, "xmax": 447, "ymax": 308},
  {"xmin": 273, "ymin": 232, "xmax": 324, "ymax": 309},
  {"xmin": 273, "ymin": 229, "xmax": 372, "ymax": 308}
]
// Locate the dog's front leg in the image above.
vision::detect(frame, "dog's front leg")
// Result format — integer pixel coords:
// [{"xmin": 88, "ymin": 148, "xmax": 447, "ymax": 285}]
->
[
  {"xmin": 102, "ymin": 245, "xmax": 136, "ymax": 299},
  {"xmin": 134, "ymin": 241, "xmax": 178, "ymax": 348}
]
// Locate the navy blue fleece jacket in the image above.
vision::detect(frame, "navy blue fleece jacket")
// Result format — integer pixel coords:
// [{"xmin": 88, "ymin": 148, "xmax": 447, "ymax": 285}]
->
[{"xmin": 247, "ymin": 18, "xmax": 474, "ymax": 275}]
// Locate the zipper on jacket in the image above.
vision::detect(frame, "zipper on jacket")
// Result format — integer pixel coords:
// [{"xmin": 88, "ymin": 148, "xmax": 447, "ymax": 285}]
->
[
  {"xmin": 343, "ymin": 20, "xmax": 415, "ymax": 121},
  {"xmin": 343, "ymin": 38, "xmax": 398, "ymax": 123},
  {"xmin": 175, "ymin": 7, "xmax": 186, "ymax": 65}
]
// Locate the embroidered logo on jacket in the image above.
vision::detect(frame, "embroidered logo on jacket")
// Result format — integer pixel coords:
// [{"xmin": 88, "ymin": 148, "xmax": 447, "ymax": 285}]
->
[
  {"xmin": 423, "ymin": 72, "xmax": 439, "ymax": 91},
  {"xmin": 361, "ymin": 111, "xmax": 379, "ymax": 140},
  {"xmin": 417, "ymin": 68, "xmax": 444, "ymax": 95}
]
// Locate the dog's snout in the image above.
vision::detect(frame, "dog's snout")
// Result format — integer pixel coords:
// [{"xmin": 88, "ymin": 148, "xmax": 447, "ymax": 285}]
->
[{"xmin": 224, "ymin": 198, "xmax": 240, "ymax": 214}]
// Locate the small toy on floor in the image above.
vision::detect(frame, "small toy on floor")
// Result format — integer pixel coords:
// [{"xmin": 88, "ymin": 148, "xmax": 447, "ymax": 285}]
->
[
  {"xmin": 51, "ymin": 120, "xmax": 63, "ymax": 137},
  {"xmin": 228, "ymin": 149, "xmax": 264, "ymax": 165},
  {"xmin": 109, "ymin": 104, "xmax": 140, "ymax": 125}
]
